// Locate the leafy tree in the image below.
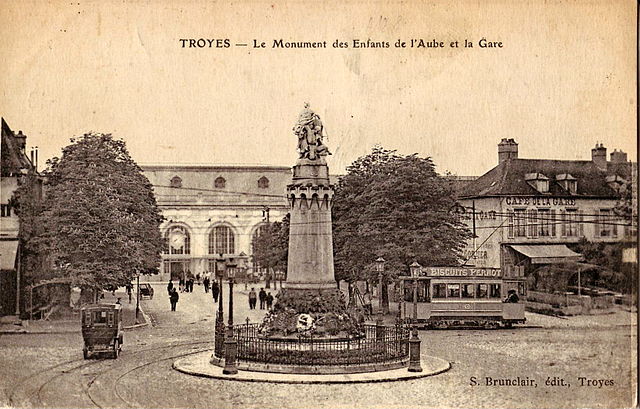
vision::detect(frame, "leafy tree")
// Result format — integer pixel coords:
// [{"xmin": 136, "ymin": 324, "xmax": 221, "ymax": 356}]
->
[
  {"xmin": 252, "ymin": 214, "xmax": 290, "ymax": 284},
  {"xmin": 332, "ymin": 146, "xmax": 472, "ymax": 309},
  {"xmin": 29, "ymin": 133, "xmax": 164, "ymax": 300}
]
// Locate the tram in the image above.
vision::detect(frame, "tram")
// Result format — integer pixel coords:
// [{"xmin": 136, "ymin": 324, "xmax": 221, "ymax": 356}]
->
[{"xmin": 398, "ymin": 266, "xmax": 526, "ymax": 329}]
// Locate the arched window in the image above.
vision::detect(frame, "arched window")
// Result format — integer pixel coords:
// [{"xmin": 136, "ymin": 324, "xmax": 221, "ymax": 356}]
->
[
  {"xmin": 258, "ymin": 176, "xmax": 269, "ymax": 189},
  {"xmin": 170, "ymin": 176, "xmax": 182, "ymax": 188},
  {"xmin": 214, "ymin": 176, "xmax": 226, "ymax": 189},
  {"xmin": 209, "ymin": 225, "xmax": 235, "ymax": 254},
  {"xmin": 163, "ymin": 225, "xmax": 190, "ymax": 254}
]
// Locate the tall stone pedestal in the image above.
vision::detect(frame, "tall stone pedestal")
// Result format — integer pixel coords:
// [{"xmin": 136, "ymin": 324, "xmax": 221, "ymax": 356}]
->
[{"xmin": 285, "ymin": 158, "xmax": 336, "ymax": 291}]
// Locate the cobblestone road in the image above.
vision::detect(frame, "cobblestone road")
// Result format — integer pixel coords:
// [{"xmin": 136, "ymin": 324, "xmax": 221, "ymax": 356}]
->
[{"xmin": 0, "ymin": 282, "xmax": 636, "ymax": 408}]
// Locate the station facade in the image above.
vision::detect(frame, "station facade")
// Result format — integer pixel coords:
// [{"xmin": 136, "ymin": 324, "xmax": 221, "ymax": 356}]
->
[
  {"xmin": 141, "ymin": 164, "xmax": 291, "ymax": 281},
  {"xmin": 457, "ymin": 139, "xmax": 636, "ymax": 277}
]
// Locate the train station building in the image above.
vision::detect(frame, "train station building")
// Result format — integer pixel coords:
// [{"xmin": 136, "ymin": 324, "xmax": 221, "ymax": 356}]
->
[
  {"xmin": 140, "ymin": 164, "xmax": 292, "ymax": 281},
  {"xmin": 457, "ymin": 139, "xmax": 636, "ymax": 278}
]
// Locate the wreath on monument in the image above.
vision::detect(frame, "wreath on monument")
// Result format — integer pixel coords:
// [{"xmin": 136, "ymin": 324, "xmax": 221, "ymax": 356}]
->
[{"xmin": 258, "ymin": 289, "xmax": 363, "ymax": 338}]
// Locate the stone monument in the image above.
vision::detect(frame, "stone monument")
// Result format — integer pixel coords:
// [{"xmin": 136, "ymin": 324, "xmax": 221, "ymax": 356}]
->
[
  {"xmin": 285, "ymin": 103, "xmax": 336, "ymax": 291},
  {"xmin": 258, "ymin": 104, "xmax": 359, "ymax": 338}
]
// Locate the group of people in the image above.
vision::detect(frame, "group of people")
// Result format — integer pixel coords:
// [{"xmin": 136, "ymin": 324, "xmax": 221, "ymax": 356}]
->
[
  {"xmin": 178, "ymin": 277, "xmax": 195, "ymax": 292},
  {"xmin": 248, "ymin": 288, "xmax": 273, "ymax": 310}
]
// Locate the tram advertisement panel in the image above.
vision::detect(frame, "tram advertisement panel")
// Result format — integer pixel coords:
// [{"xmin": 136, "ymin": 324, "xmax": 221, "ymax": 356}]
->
[{"xmin": 423, "ymin": 267, "xmax": 501, "ymax": 278}]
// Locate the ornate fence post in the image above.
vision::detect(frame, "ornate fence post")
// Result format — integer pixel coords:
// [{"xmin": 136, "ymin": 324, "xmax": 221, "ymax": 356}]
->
[{"xmin": 408, "ymin": 326, "xmax": 423, "ymax": 372}]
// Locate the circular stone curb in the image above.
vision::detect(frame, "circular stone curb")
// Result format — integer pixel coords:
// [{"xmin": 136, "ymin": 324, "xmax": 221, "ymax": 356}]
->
[{"xmin": 173, "ymin": 351, "xmax": 451, "ymax": 384}]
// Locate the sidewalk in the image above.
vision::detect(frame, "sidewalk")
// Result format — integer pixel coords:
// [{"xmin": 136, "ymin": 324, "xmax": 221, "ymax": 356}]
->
[{"xmin": 0, "ymin": 288, "xmax": 149, "ymax": 334}]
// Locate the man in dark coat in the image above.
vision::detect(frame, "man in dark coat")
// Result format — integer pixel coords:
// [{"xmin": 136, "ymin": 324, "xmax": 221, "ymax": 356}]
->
[
  {"xmin": 167, "ymin": 280, "xmax": 174, "ymax": 295},
  {"xmin": 266, "ymin": 292, "xmax": 274, "ymax": 310},
  {"xmin": 211, "ymin": 280, "xmax": 220, "ymax": 303},
  {"xmin": 248, "ymin": 288, "xmax": 257, "ymax": 310},
  {"xmin": 259, "ymin": 288, "xmax": 267, "ymax": 310},
  {"xmin": 203, "ymin": 276, "xmax": 210, "ymax": 293},
  {"xmin": 170, "ymin": 288, "xmax": 179, "ymax": 311}
]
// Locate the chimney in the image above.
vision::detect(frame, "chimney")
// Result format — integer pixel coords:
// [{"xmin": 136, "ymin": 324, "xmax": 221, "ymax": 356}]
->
[
  {"xmin": 14, "ymin": 130, "xmax": 27, "ymax": 153},
  {"xmin": 610, "ymin": 149, "xmax": 627, "ymax": 164},
  {"xmin": 498, "ymin": 138, "xmax": 518, "ymax": 164},
  {"xmin": 591, "ymin": 143, "xmax": 607, "ymax": 169}
]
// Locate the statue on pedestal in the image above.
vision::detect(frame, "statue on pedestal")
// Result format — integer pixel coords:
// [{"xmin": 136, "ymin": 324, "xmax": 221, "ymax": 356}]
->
[{"xmin": 293, "ymin": 103, "xmax": 331, "ymax": 160}]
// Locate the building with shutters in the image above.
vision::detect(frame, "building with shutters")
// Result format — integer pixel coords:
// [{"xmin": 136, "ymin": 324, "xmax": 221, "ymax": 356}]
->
[{"xmin": 457, "ymin": 139, "xmax": 635, "ymax": 277}]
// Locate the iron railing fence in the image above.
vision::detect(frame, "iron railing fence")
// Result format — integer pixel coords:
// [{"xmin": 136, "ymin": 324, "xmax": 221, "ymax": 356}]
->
[{"xmin": 214, "ymin": 323, "xmax": 410, "ymax": 366}]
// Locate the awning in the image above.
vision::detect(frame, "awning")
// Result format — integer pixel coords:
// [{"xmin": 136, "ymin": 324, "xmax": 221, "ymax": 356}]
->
[
  {"xmin": 0, "ymin": 240, "xmax": 19, "ymax": 270},
  {"xmin": 508, "ymin": 244, "xmax": 582, "ymax": 264}
]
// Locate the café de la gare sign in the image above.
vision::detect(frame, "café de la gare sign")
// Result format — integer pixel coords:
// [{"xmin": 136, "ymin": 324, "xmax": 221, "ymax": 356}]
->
[
  {"xmin": 504, "ymin": 196, "xmax": 577, "ymax": 206},
  {"xmin": 422, "ymin": 267, "xmax": 502, "ymax": 278}
]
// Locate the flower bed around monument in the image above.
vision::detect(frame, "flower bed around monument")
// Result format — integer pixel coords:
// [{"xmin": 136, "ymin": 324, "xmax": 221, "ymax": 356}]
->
[{"xmin": 258, "ymin": 288, "xmax": 364, "ymax": 338}]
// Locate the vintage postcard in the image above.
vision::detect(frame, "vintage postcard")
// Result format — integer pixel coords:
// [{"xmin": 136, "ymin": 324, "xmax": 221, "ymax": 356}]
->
[{"xmin": 0, "ymin": 1, "xmax": 637, "ymax": 408}]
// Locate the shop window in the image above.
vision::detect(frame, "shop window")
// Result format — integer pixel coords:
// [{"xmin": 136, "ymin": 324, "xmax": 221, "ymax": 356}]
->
[
  {"xmin": 476, "ymin": 284, "xmax": 488, "ymax": 298},
  {"xmin": 528, "ymin": 209, "xmax": 538, "ymax": 238},
  {"xmin": 432, "ymin": 283, "xmax": 447, "ymax": 299},
  {"xmin": 489, "ymin": 284, "xmax": 501, "ymax": 298},
  {"xmin": 598, "ymin": 209, "xmax": 614, "ymax": 237},
  {"xmin": 214, "ymin": 176, "xmax": 226, "ymax": 189},
  {"xmin": 461, "ymin": 284, "xmax": 475, "ymax": 298},
  {"xmin": 447, "ymin": 284, "xmax": 460, "ymax": 298}
]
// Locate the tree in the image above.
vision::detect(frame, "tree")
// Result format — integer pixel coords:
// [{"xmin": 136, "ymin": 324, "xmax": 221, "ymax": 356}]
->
[
  {"xmin": 252, "ymin": 214, "xmax": 290, "ymax": 281},
  {"xmin": 332, "ymin": 146, "xmax": 472, "ymax": 309},
  {"xmin": 30, "ymin": 133, "xmax": 164, "ymax": 300}
]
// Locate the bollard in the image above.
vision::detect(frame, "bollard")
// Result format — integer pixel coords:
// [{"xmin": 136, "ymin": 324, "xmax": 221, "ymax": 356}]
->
[
  {"xmin": 223, "ymin": 325, "xmax": 238, "ymax": 375},
  {"xmin": 408, "ymin": 326, "xmax": 423, "ymax": 372}
]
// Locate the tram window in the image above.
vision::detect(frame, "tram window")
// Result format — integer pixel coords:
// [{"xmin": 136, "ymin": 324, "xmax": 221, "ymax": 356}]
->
[
  {"xmin": 447, "ymin": 284, "xmax": 460, "ymax": 298},
  {"xmin": 403, "ymin": 285, "xmax": 413, "ymax": 302},
  {"xmin": 433, "ymin": 284, "xmax": 447, "ymax": 298},
  {"xmin": 477, "ymin": 284, "xmax": 488, "ymax": 298},
  {"xmin": 461, "ymin": 284, "xmax": 475, "ymax": 298},
  {"xmin": 489, "ymin": 284, "xmax": 501, "ymax": 298},
  {"xmin": 518, "ymin": 282, "xmax": 526, "ymax": 296},
  {"xmin": 417, "ymin": 281, "xmax": 429, "ymax": 302}
]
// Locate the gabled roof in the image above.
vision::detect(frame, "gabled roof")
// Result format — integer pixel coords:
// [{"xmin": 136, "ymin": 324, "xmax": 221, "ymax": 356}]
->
[
  {"xmin": 459, "ymin": 158, "xmax": 631, "ymax": 199},
  {"xmin": 1, "ymin": 118, "xmax": 33, "ymax": 176}
]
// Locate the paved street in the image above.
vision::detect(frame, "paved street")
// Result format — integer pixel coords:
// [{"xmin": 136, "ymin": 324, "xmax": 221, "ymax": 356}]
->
[{"xmin": 0, "ymin": 282, "xmax": 636, "ymax": 408}]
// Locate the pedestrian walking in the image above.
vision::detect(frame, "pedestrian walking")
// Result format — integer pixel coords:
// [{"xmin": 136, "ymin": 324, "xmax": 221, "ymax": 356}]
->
[
  {"xmin": 170, "ymin": 288, "xmax": 179, "ymax": 311},
  {"xmin": 126, "ymin": 283, "xmax": 133, "ymax": 303},
  {"xmin": 259, "ymin": 288, "xmax": 267, "ymax": 310},
  {"xmin": 178, "ymin": 278, "xmax": 185, "ymax": 292},
  {"xmin": 188, "ymin": 278, "xmax": 194, "ymax": 292},
  {"xmin": 266, "ymin": 292, "xmax": 274, "ymax": 309},
  {"xmin": 203, "ymin": 276, "xmax": 210, "ymax": 293},
  {"xmin": 211, "ymin": 280, "xmax": 220, "ymax": 303},
  {"xmin": 167, "ymin": 280, "xmax": 174, "ymax": 295},
  {"xmin": 249, "ymin": 288, "xmax": 257, "ymax": 310}
]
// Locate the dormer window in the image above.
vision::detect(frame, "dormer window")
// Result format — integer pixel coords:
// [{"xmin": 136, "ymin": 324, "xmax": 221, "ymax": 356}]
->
[
  {"xmin": 258, "ymin": 176, "xmax": 269, "ymax": 189},
  {"xmin": 170, "ymin": 176, "xmax": 182, "ymax": 188},
  {"xmin": 556, "ymin": 174, "xmax": 577, "ymax": 194},
  {"xmin": 215, "ymin": 176, "xmax": 226, "ymax": 189},
  {"xmin": 525, "ymin": 173, "xmax": 549, "ymax": 193},
  {"xmin": 605, "ymin": 174, "xmax": 627, "ymax": 193}
]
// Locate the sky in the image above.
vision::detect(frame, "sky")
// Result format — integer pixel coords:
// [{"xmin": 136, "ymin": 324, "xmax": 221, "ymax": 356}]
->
[{"xmin": 0, "ymin": 0, "xmax": 636, "ymax": 177}]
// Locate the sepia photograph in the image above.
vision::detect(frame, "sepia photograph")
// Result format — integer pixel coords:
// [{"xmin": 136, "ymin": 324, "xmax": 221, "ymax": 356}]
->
[{"xmin": 0, "ymin": 1, "xmax": 637, "ymax": 408}]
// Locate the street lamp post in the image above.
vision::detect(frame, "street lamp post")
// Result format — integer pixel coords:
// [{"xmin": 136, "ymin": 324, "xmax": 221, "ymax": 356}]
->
[
  {"xmin": 409, "ymin": 262, "xmax": 421, "ymax": 324},
  {"xmin": 223, "ymin": 262, "xmax": 238, "ymax": 375},
  {"xmin": 214, "ymin": 254, "xmax": 225, "ymax": 357},
  {"xmin": 374, "ymin": 257, "xmax": 386, "ymax": 320}
]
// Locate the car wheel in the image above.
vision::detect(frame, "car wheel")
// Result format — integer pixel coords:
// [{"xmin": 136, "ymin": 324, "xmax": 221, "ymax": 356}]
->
[{"xmin": 113, "ymin": 340, "xmax": 119, "ymax": 359}]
